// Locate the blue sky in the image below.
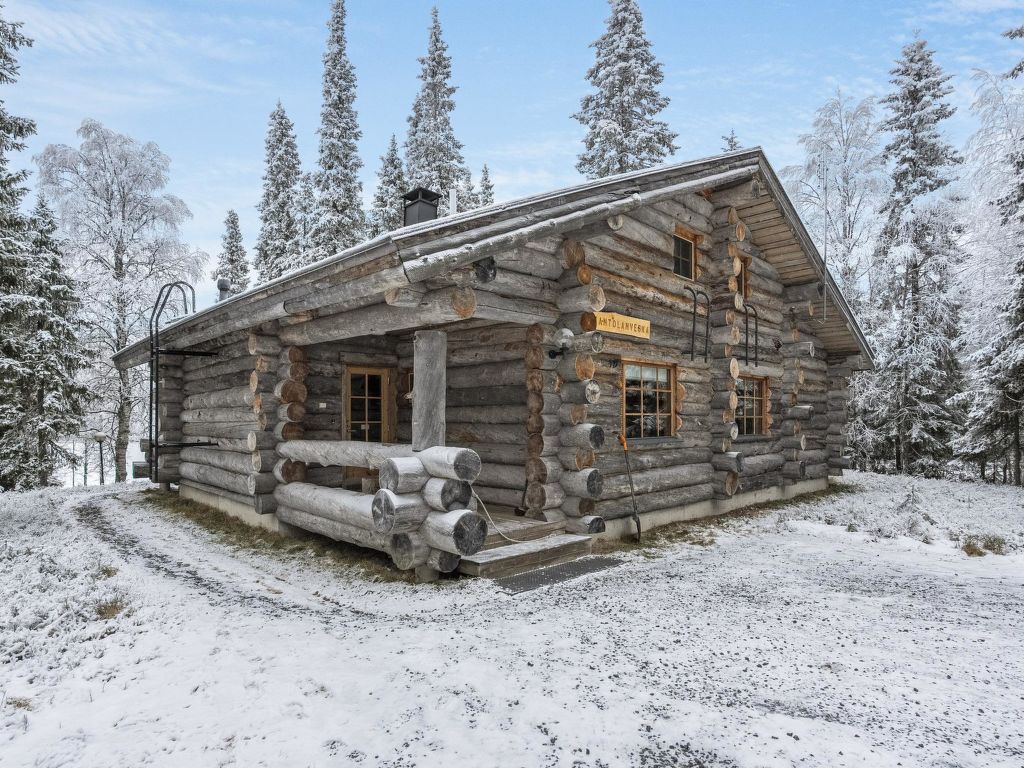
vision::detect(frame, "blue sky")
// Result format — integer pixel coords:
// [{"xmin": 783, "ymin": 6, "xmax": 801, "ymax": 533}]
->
[{"xmin": 6, "ymin": 0, "xmax": 1024, "ymax": 307}]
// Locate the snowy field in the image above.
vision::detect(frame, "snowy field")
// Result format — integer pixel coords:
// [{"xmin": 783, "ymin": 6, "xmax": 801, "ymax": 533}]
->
[{"xmin": 2, "ymin": 472, "xmax": 1023, "ymax": 768}]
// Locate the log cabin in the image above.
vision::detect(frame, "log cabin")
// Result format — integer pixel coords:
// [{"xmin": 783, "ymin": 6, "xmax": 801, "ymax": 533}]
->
[{"xmin": 113, "ymin": 148, "xmax": 872, "ymax": 581}]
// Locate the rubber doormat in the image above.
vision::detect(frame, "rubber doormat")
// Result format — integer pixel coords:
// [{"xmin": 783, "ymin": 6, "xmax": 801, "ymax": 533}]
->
[{"xmin": 493, "ymin": 556, "xmax": 622, "ymax": 594}]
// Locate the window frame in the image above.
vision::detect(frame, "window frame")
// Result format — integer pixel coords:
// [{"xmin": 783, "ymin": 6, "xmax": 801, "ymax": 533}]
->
[
  {"xmin": 672, "ymin": 224, "xmax": 703, "ymax": 282},
  {"xmin": 735, "ymin": 375, "xmax": 769, "ymax": 437},
  {"xmin": 620, "ymin": 359, "xmax": 677, "ymax": 442}
]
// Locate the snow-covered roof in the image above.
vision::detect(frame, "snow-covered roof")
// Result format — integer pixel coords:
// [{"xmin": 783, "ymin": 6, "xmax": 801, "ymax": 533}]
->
[{"xmin": 113, "ymin": 148, "xmax": 872, "ymax": 369}]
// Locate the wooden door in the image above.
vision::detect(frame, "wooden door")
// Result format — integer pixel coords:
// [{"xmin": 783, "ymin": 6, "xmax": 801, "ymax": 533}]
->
[{"xmin": 344, "ymin": 366, "xmax": 395, "ymax": 488}]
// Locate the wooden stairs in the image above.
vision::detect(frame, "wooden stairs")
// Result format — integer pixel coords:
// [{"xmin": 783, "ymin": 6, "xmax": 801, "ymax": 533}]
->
[{"xmin": 458, "ymin": 513, "xmax": 593, "ymax": 578}]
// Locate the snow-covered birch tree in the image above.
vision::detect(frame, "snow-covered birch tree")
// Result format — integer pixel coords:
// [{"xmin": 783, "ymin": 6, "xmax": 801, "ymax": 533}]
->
[
  {"xmin": 368, "ymin": 135, "xmax": 407, "ymax": 237},
  {"xmin": 573, "ymin": 0, "xmax": 677, "ymax": 179},
  {"xmin": 313, "ymin": 0, "xmax": 365, "ymax": 256},
  {"xmin": 782, "ymin": 90, "xmax": 887, "ymax": 312},
  {"xmin": 212, "ymin": 209, "xmax": 248, "ymax": 296},
  {"xmin": 405, "ymin": 7, "xmax": 469, "ymax": 216},
  {"xmin": 255, "ymin": 102, "xmax": 302, "ymax": 281},
  {"xmin": 35, "ymin": 120, "xmax": 203, "ymax": 482}
]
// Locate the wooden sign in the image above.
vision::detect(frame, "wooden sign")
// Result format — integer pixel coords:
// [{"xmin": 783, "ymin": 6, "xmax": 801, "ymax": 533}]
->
[{"xmin": 595, "ymin": 311, "xmax": 650, "ymax": 340}]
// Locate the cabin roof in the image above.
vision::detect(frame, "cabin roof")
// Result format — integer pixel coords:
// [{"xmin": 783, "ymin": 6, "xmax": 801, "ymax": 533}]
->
[{"xmin": 113, "ymin": 148, "xmax": 872, "ymax": 369}]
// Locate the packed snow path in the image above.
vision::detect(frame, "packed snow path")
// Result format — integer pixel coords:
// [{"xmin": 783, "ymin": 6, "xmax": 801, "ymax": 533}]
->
[{"xmin": 2, "ymin": 472, "xmax": 1023, "ymax": 767}]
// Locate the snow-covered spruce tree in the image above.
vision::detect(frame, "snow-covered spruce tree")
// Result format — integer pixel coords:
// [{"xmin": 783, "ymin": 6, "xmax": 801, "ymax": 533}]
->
[
  {"xmin": 721, "ymin": 130, "xmax": 741, "ymax": 152},
  {"xmin": 1006, "ymin": 23, "xmax": 1023, "ymax": 79},
  {"xmin": 296, "ymin": 172, "xmax": 318, "ymax": 261},
  {"xmin": 0, "ymin": 197, "xmax": 89, "ymax": 488},
  {"xmin": 855, "ymin": 39, "xmax": 965, "ymax": 476},
  {"xmin": 574, "ymin": 0, "xmax": 677, "ymax": 179},
  {"xmin": 783, "ymin": 90, "xmax": 887, "ymax": 314},
  {"xmin": 478, "ymin": 164, "xmax": 495, "ymax": 207},
  {"xmin": 368, "ymin": 135, "xmax": 407, "ymax": 237},
  {"xmin": 211, "ymin": 210, "xmax": 249, "ymax": 296},
  {"xmin": 255, "ymin": 102, "xmax": 302, "ymax": 281},
  {"xmin": 36, "ymin": 120, "xmax": 203, "ymax": 482},
  {"xmin": 405, "ymin": 6, "xmax": 469, "ymax": 216},
  {"xmin": 457, "ymin": 169, "xmax": 479, "ymax": 212},
  {"xmin": 313, "ymin": 0, "xmax": 365, "ymax": 257}
]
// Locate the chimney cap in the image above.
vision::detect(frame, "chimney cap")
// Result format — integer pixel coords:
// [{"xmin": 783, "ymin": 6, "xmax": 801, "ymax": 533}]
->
[{"xmin": 402, "ymin": 187, "xmax": 442, "ymax": 204}]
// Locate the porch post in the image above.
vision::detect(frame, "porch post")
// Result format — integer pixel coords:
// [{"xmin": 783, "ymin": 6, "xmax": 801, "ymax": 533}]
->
[{"xmin": 412, "ymin": 330, "xmax": 447, "ymax": 450}]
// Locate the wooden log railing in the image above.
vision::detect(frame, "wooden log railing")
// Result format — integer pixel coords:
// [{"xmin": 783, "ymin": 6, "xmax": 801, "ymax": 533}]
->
[{"xmin": 273, "ymin": 440, "xmax": 486, "ymax": 573}]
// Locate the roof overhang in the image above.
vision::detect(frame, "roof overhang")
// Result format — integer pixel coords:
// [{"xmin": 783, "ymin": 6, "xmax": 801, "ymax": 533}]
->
[{"xmin": 113, "ymin": 148, "xmax": 872, "ymax": 370}]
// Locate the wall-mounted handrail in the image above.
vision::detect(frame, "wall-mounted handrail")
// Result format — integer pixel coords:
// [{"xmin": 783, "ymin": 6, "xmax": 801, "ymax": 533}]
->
[
  {"xmin": 148, "ymin": 282, "xmax": 199, "ymax": 483},
  {"xmin": 742, "ymin": 304, "xmax": 760, "ymax": 367},
  {"xmin": 680, "ymin": 286, "xmax": 711, "ymax": 362}
]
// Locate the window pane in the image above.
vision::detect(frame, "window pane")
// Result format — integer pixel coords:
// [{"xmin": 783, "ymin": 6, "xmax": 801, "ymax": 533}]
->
[
  {"xmin": 367, "ymin": 399, "xmax": 382, "ymax": 422},
  {"xmin": 625, "ymin": 388, "xmax": 641, "ymax": 414},
  {"xmin": 625, "ymin": 364, "xmax": 641, "ymax": 384},
  {"xmin": 673, "ymin": 237, "xmax": 693, "ymax": 279},
  {"xmin": 367, "ymin": 423, "xmax": 382, "ymax": 442},
  {"xmin": 350, "ymin": 398, "xmax": 366, "ymax": 423},
  {"xmin": 625, "ymin": 415, "xmax": 642, "ymax": 439},
  {"xmin": 350, "ymin": 374, "xmax": 366, "ymax": 396},
  {"xmin": 657, "ymin": 391, "xmax": 671, "ymax": 414},
  {"xmin": 350, "ymin": 425, "xmax": 365, "ymax": 441},
  {"xmin": 643, "ymin": 390, "xmax": 657, "ymax": 413},
  {"xmin": 655, "ymin": 416, "xmax": 669, "ymax": 437},
  {"xmin": 367, "ymin": 375, "xmax": 382, "ymax": 397}
]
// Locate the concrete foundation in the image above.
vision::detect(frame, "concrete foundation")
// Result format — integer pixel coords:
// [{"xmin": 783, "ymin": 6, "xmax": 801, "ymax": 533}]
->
[
  {"xmin": 598, "ymin": 478, "xmax": 830, "ymax": 539},
  {"xmin": 178, "ymin": 482, "xmax": 282, "ymax": 534}
]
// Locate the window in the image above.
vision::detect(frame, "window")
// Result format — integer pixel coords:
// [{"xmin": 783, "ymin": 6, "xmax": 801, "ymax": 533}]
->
[
  {"xmin": 622, "ymin": 361, "xmax": 675, "ymax": 440},
  {"xmin": 347, "ymin": 367, "xmax": 392, "ymax": 442},
  {"xmin": 673, "ymin": 235, "xmax": 695, "ymax": 280},
  {"xmin": 736, "ymin": 376, "xmax": 768, "ymax": 436}
]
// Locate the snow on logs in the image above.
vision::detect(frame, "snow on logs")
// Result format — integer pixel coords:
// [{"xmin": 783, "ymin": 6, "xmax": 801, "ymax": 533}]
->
[{"xmin": 271, "ymin": 441, "xmax": 487, "ymax": 569}]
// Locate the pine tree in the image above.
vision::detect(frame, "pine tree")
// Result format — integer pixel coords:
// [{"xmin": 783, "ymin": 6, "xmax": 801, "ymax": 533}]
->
[
  {"xmin": 0, "ymin": 197, "xmax": 89, "ymax": 488},
  {"xmin": 254, "ymin": 102, "xmax": 302, "ymax": 282},
  {"xmin": 478, "ymin": 164, "xmax": 495, "ymax": 207},
  {"xmin": 721, "ymin": 130, "xmax": 741, "ymax": 152},
  {"xmin": 368, "ymin": 135, "xmax": 407, "ymax": 237},
  {"xmin": 873, "ymin": 38, "xmax": 961, "ymax": 294},
  {"xmin": 857, "ymin": 39, "xmax": 965, "ymax": 476},
  {"xmin": 212, "ymin": 209, "xmax": 249, "ymax": 296},
  {"xmin": 296, "ymin": 171, "xmax": 318, "ymax": 261},
  {"xmin": 457, "ymin": 169, "xmax": 479, "ymax": 212},
  {"xmin": 1006, "ymin": 23, "xmax": 1024, "ymax": 79},
  {"xmin": 0, "ymin": 7, "xmax": 45, "ymax": 489},
  {"xmin": 573, "ymin": 0, "xmax": 677, "ymax": 179},
  {"xmin": 313, "ymin": 0, "xmax": 365, "ymax": 257},
  {"xmin": 405, "ymin": 6, "xmax": 469, "ymax": 216}
]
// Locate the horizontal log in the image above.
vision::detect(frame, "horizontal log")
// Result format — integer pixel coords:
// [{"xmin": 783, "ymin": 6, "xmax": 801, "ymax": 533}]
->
[
  {"xmin": 276, "ymin": 505, "xmax": 390, "ymax": 553},
  {"xmin": 420, "ymin": 510, "xmax": 487, "ymax": 555},
  {"xmin": 183, "ymin": 386, "xmax": 255, "ymax": 411},
  {"xmin": 378, "ymin": 457, "xmax": 429, "ymax": 493},
  {"xmin": 595, "ymin": 481, "xmax": 714, "ymax": 519},
  {"xmin": 601, "ymin": 463, "xmax": 712, "ymax": 498},
  {"xmin": 372, "ymin": 489, "xmax": 431, "ymax": 534},
  {"xmin": 274, "ymin": 482, "xmax": 375, "ymax": 529}
]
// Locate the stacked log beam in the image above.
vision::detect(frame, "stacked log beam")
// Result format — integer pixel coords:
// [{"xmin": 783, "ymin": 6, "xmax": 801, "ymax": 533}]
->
[
  {"xmin": 147, "ymin": 358, "xmax": 184, "ymax": 485},
  {"xmin": 273, "ymin": 442, "xmax": 486, "ymax": 572},
  {"xmin": 174, "ymin": 332, "xmax": 280, "ymax": 510},
  {"xmin": 531, "ymin": 238, "xmax": 607, "ymax": 533},
  {"xmin": 824, "ymin": 357, "xmax": 856, "ymax": 477},
  {"xmin": 565, "ymin": 201, "xmax": 718, "ymax": 523}
]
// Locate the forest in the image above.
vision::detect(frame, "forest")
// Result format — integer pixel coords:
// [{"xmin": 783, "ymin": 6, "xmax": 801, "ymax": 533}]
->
[{"xmin": 0, "ymin": 0, "xmax": 1022, "ymax": 490}]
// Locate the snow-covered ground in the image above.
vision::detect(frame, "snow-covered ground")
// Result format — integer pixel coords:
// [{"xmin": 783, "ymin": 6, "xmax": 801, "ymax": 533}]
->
[{"xmin": 2, "ymin": 472, "xmax": 1022, "ymax": 767}]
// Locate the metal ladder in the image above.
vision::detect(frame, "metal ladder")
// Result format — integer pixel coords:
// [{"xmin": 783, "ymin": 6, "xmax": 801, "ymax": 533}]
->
[
  {"xmin": 147, "ymin": 282, "xmax": 218, "ymax": 483},
  {"xmin": 681, "ymin": 285, "xmax": 711, "ymax": 361}
]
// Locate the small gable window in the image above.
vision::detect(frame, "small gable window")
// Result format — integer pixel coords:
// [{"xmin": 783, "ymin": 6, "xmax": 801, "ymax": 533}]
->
[{"xmin": 673, "ymin": 235, "xmax": 695, "ymax": 280}]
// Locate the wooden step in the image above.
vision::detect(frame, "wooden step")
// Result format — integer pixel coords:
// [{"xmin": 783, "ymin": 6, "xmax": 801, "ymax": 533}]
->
[
  {"xmin": 481, "ymin": 515, "xmax": 565, "ymax": 550},
  {"xmin": 459, "ymin": 533, "xmax": 592, "ymax": 578}
]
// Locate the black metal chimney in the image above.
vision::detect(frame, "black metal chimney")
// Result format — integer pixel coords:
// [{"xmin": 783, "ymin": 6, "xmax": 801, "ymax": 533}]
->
[{"xmin": 402, "ymin": 187, "xmax": 441, "ymax": 226}]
